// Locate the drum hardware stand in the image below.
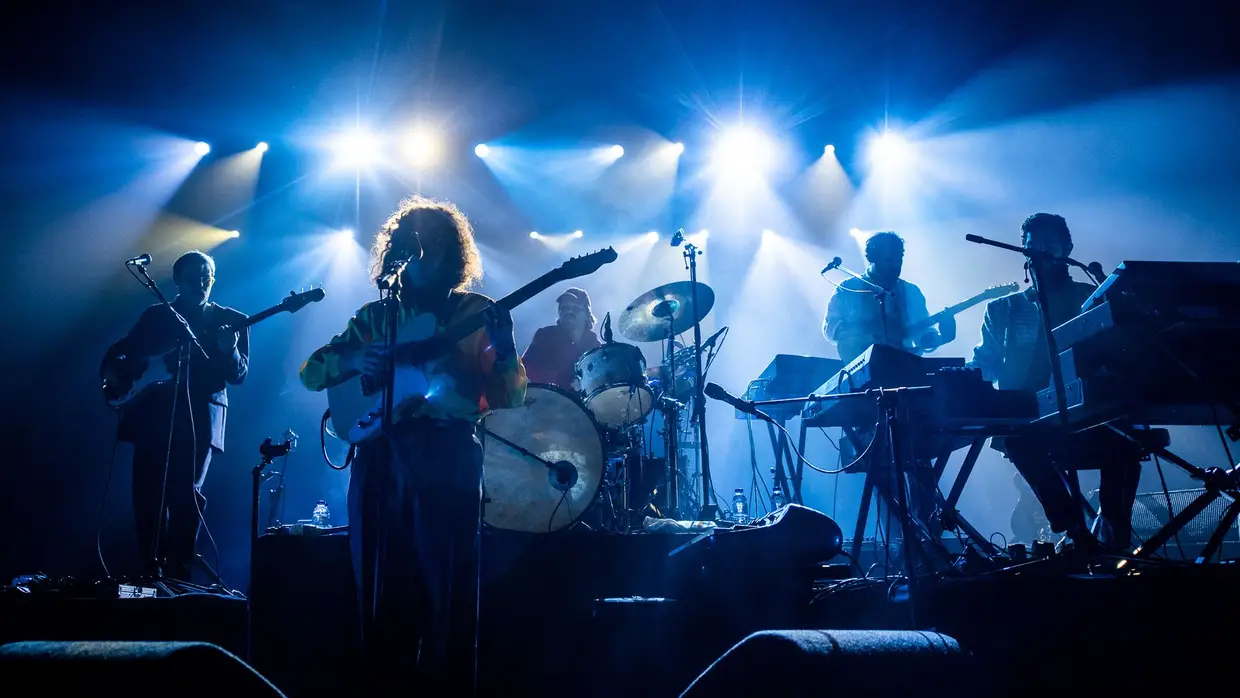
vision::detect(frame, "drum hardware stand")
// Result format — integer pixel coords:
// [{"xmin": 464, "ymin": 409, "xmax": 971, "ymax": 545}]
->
[
  {"xmin": 480, "ymin": 428, "xmax": 581, "ymax": 495},
  {"xmin": 670, "ymin": 230, "xmax": 719, "ymax": 520},
  {"xmin": 659, "ymin": 313, "xmax": 682, "ymax": 519}
]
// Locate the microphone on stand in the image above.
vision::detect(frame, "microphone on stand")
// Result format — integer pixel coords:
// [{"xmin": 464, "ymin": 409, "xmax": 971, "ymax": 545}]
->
[
  {"xmin": 602, "ymin": 311, "xmax": 614, "ymax": 343},
  {"xmin": 704, "ymin": 381, "xmax": 774, "ymax": 424},
  {"xmin": 819, "ymin": 256, "xmax": 842, "ymax": 276},
  {"xmin": 125, "ymin": 254, "xmax": 152, "ymax": 266}
]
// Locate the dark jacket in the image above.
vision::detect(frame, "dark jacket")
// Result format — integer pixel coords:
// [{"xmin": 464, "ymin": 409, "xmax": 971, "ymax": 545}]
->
[{"xmin": 105, "ymin": 300, "xmax": 250, "ymax": 452}]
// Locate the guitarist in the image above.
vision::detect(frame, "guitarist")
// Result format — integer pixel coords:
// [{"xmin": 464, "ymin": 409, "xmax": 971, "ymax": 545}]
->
[
  {"xmin": 822, "ymin": 231, "xmax": 954, "ymax": 540},
  {"xmin": 102, "ymin": 250, "xmax": 249, "ymax": 581},
  {"xmin": 298, "ymin": 196, "xmax": 526, "ymax": 695},
  {"xmin": 970, "ymin": 213, "xmax": 1140, "ymax": 553},
  {"xmin": 823, "ymin": 231, "xmax": 956, "ymax": 364}
]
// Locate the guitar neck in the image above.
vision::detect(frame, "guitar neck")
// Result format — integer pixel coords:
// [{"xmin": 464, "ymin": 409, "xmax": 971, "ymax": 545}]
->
[
  {"xmin": 418, "ymin": 274, "xmax": 564, "ymax": 348},
  {"xmin": 908, "ymin": 293, "xmax": 993, "ymax": 335},
  {"xmin": 236, "ymin": 305, "xmax": 284, "ymax": 330}
]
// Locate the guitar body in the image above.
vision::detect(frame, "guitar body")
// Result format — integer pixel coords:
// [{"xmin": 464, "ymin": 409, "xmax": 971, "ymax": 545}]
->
[
  {"xmin": 100, "ymin": 288, "xmax": 325, "ymax": 409},
  {"xmin": 321, "ymin": 247, "xmax": 620, "ymax": 447},
  {"xmin": 327, "ymin": 312, "xmax": 439, "ymax": 444},
  {"xmin": 102, "ymin": 350, "xmax": 178, "ymax": 407}
]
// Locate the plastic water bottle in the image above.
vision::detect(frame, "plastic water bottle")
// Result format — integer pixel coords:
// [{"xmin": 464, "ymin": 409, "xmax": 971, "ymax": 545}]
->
[
  {"xmin": 731, "ymin": 488, "xmax": 750, "ymax": 524},
  {"xmin": 311, "ymin": 500, "xmax": 330, "ymax": 527},
  {"xmin": 771, "ymin": 485, "xmax": 788, "ymax": 511}
]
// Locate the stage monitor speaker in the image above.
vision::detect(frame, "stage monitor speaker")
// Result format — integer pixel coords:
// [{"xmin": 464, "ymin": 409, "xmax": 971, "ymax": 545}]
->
[
  {"xmin": 681, "ymin": 629, "xmax": 968, "ymax": 698},
  {"xmin": 0, "ymin": 641, "xmax": 287, "ymax": 696}
]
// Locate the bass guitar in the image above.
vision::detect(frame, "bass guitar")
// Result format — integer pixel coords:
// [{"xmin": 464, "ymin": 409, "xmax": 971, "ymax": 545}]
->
[
  {"xmin": 101, "ymin": 288, "xmax": 326, "ymax": 408},
  {"xmin": 326, "ymin": 247, "xmax": 618, "ymax": 444},
  {"xmin": 905, "ymin": 282, "xmax": 1020, "ymax": 337}
]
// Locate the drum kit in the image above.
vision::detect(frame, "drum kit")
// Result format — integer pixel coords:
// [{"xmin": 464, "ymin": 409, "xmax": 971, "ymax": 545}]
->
[{"xmin": 480, "ymin": 280, "xmax": 720, "ymax": 534}]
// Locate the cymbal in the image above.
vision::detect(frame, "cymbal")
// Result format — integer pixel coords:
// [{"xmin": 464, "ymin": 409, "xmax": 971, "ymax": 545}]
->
[{"xmin": 618, "ymin": 281, "xmax": 715, "ymax": 342}]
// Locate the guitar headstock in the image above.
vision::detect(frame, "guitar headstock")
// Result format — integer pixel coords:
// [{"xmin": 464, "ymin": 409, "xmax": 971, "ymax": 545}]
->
[
  {"xmin": 986, "ymin": 282, "xmax": 1021, "ymax": 299},
  {"xmin": 282, "ymin": 286, "xmax": 327, "ymax": 313},
  {"xmin": 554, "ymin": 247, "xmax": 619, "ymax": 281}
]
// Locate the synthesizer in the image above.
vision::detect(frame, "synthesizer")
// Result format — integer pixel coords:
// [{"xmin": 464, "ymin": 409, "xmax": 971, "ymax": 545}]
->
[{"xmin": 1037, "ymin": 261, "xmax": 1240, "ymax": 429}]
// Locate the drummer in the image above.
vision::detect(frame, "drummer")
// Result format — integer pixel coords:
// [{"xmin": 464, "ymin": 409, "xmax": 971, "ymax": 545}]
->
[{"xmin": 521, "ymin": 287, "xmax": 601, "ymax": 389}]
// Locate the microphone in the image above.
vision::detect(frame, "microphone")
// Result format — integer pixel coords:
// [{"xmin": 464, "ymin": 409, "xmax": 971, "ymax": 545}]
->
[
  {"xmin": 700, "ymin": 325, "xmax": 727, "ymax": 352},
  {"xmin": 964, "ymin": 234, "xmax": 985, "ymax": 244},
  {"xmin": 602, "ymin": 311, "xmax": 614, "ymax": 343},
  {"xmin": 126, "ymin": 254, "xmax": 152, "ymax": 266},
  {"xmin": 819, "ymin": 256, "xmax": 842, "ymax": 276},
  {"xmin": 704, "ymin": 381, "xmax": 764, "ymax": 420},
  {"xmin": 670, "ymin": 229, "xmax": 685, "ymax": 247},
  {"xmin": 376, "ymin": 256, "xmax": 416, "ymax": 291}
]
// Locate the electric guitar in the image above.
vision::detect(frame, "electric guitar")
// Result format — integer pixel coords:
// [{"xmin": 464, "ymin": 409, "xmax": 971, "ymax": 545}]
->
[
  {"xmin": 326, "ymin": 247, "xmax": 618, "ymax": 445},
  {"xmin": 101, "ymin": 288, "xmax": 326, "ymax": 408},
  {"xmin": 905, "ymin": 282, "xmax": 1020, "ymax": 337}
]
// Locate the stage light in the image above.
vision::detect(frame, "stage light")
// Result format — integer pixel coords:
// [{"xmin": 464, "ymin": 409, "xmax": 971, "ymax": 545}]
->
[
  {"xmin": 646, "ymin": 231, "xmax": 659, "ymax": 242},
  {"xmin": 609, "ymin": 144, "xmax": 624, "ymax": 158},
  {"xmin": 698, "ymin": 229, "xmax": 710, "ymax": 239},
  {"xmin": 194, "ymin": 142, "xmax": 211, "ymax": 156},
  {"xmin": 671, "ymin": 142, "xmax": 685, "ymax": 154},
  {"xmin": 868, "ymin": 131, "xmax": 912, "ymax": 169},
  {"xmin": 256, "ymin": 141, "xmax": 269, "ymax": 153},
  {"xmin": 572, "ymin": 230, "xmax": 584, "ymax": 238},
  {"xmin": 403, "ymin": 127, "xmax": 440, "ymax": 168},
  {"xmin": 228, "ymin": 230, "xmax": 241, "ymax": 239},
  {"xmin": 762, "ymin": 229, "xmax": 776, "ymax": 237},
  {"xmin": 475, "ymin": 143, "xmax": 490, "ymax": 157},
  {"xmin": 824, "ymin": 144, "xmax": 835, "ymax": 155},
  {"xmin": 529, "ymin": 231, "xmax": 540, "ymax": 239},
  {"xmin": 331, "ymin": 128, "xmax": 379, "ymax": 169},
  {"xmin": 713, "ymin": 126, "xmax": 773, "ymax": 174}
]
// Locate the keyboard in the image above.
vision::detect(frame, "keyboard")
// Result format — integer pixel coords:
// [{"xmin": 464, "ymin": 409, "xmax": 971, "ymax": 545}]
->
[
  {"xmin": 1037, "ymin": 261, "xmax": 1240, "ymax": 429},
  {"xmin": 741, "ymin": 355, "xmax": 844, "ymax": 420}
]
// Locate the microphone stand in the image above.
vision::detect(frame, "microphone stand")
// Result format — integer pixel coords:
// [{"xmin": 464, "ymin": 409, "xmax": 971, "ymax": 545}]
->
[
  {"xmin": 126, "ymin": 262, "xmax": 209, "ymax": 587},
  {"xmin": 720, "ymin": 385, "xmax": 933, "ymax": 628},
  {"xmin": 964, "ymin": 234, "xmax": 1083, "ymax": 432},
  {"xmin": 832, "ymin": 262, "xmax": 897, "ymax": 347},
  {"xmin": 683, "ymin": 241, "xmax": 719, "ymax": 520}
]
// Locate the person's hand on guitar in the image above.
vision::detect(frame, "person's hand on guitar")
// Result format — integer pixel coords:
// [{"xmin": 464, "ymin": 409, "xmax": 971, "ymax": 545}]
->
[
  {"xmin": 483, "ymin": 304, "xmax": 517, "ymax": 360},
  {"xmin": 216, "ymin": 328, "xmax": 240, "ymax": 354},
  {"xmin": 340, "ymin": 344, "xmax": 389, "ymax": 378}
]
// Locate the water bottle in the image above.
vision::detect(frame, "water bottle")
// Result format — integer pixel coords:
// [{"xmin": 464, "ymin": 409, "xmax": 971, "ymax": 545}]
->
[
  {"xmin": 731, "ymin": 488, "xmax": 750, "ymax": 524},
  {"xmin": 771, "ymin": 485, "xmax": 788, "ymax": 511},
  {"xmin": 312, "ymin": 500, "xmax": 330, "ymax": 527}
]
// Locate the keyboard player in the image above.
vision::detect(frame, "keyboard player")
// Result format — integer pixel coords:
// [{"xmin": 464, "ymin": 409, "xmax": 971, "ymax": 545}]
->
[{"xmin": 969, "ymin": 213, "xmax": 1140, "ymax": 552}]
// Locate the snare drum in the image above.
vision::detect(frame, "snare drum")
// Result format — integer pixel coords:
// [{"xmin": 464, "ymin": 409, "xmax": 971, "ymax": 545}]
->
[
  {"xmin": 481, "ymin": 384, "xmax": 605, "ymax": 533},
  {"xmin": 574, "ymin": 342, "xmax": 655, "ymax": 428}
]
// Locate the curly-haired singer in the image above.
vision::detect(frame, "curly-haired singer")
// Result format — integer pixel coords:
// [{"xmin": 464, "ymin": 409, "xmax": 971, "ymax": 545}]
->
[{"xmin": 300, "ymin": 196, "xmax": 527, "ymax": 694}]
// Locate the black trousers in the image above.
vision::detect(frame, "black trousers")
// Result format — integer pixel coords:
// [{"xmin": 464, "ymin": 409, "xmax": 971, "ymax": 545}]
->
[
  {"xmin": 131, "ymin": 404, "xmax": 213, "ymax": 581},
  {"xmin": 349, "ymin": 419, "xmax": 483, "ymax": 696},
  {"xmin": 1003, "ymin": 427, "xmax": 1142, "ymax": 551}
]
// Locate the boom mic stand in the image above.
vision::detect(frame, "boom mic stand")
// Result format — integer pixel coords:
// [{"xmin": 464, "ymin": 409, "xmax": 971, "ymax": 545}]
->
[
  {"xmin": 964, "ymin": 234, "xmax": 1100, "ymax": 532},
  {"xmin": 674, "ymin": 233, "xmax": 719, "ymax": 520},
  {"xmin": 823, "ymin": 261, "xmax": 896, "ymax": 347}
]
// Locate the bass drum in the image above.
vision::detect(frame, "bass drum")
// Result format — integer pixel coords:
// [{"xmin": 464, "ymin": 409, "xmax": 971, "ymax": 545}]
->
[{"xmin": 481, "ymin": 383, "xmax": 605, "ymax": 533}]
